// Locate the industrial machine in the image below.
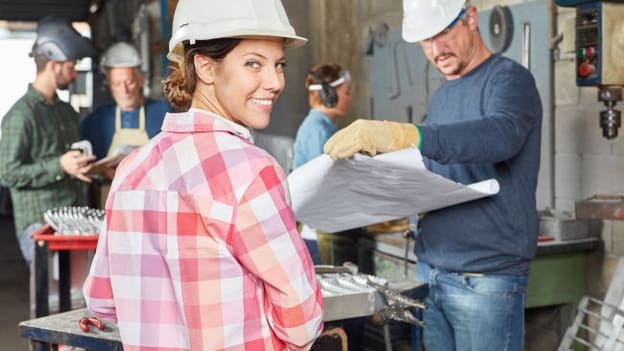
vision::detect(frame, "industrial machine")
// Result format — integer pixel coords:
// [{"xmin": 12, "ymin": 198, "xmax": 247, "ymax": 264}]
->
[{"xmin": 557, "ymin": 0, "xmax": 624, "ymax": 138}]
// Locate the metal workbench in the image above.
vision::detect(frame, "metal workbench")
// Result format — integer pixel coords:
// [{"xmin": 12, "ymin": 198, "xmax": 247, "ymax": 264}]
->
[
  {"xmin": 576, "ymin": 195, "xmax": 624, "ymax": 221},
  {"xmin": 20, "ymin": 272, "xmax": 428, "ymax": 350},
  {"xmin": 20, "ymin": 308, "xmax": 122, "ymax": 351}
]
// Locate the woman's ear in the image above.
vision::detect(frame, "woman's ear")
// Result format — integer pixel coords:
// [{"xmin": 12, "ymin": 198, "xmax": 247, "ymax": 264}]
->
[{"xmin": 194, "ymin": 54, "xmax": 216, "ymax": 85}]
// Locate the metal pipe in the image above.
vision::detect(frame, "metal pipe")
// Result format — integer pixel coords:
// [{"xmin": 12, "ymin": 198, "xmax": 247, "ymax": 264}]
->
[
  {"xmin": 522, "ymin": 22, "xmax": 531, "ymax": 70},
  {"xmin": 133, "ymin": 4, "xmax": 151, "ymax": 97}
]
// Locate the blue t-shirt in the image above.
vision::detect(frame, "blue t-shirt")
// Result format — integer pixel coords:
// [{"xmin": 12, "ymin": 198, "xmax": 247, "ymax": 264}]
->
[
  {"xmin": 293, "ymin": 109, "xmax": 337, "ymax": 169},
  {"xmin": 80, "ymin": 98, "xmax": 172, "ymax": 159},
  {"xmin": 416, "ymin": 54, "xmax": 542, "ymax": 275}
]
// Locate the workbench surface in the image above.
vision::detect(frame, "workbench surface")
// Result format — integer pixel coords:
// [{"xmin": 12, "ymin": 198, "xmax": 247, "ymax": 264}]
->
[
  {"xmin": 363, "ymin": 232, "xmax": 601, "ymax": 263},
  {"xmin": 21, "ymin": 283, "xmax": 429, "ymax": 350},
  {"xmin": 19, "ymin": 308, "xmax": 122, "ymax": 350}
]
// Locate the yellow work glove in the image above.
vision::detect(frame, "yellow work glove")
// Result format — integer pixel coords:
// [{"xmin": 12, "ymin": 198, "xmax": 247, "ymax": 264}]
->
[{"xmin": 324, "ymin": 119, "xmax": 420, "ymax": 160}]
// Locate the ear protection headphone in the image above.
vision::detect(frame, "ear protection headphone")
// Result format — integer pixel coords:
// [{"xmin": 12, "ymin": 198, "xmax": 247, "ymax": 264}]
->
[{"xmin": 308, "ymin": 70, "xmax": 339, "ymax": 108}]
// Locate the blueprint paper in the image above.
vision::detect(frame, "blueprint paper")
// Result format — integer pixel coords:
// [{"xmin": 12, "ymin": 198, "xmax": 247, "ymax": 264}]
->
[{"xmin": 287, "ymin": 148, "xmax": 499, "ymax": 232}]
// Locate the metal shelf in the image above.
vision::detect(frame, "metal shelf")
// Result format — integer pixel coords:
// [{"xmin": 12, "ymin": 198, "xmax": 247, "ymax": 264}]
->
[{"xmin": 576, "ymin": 195, "xmax": 624, "ymax": 221}]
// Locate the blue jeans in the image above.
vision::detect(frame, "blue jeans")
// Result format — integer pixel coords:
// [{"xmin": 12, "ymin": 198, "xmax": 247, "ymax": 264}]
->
[
  {"xmin": 18, "ymin": 222, "xmax": 41, "ymax": 268},
  {"xmin": 415, "ymin": 261, "xmax": 527, "ymax": 351},
  {"xmin": 304, "ymin": 238, "xmax": 321, "ymax": 265}
]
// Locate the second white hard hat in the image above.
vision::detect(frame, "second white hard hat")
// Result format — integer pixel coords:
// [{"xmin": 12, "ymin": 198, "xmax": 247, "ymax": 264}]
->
[
  {"xmin": 100, "ymin": 42, "xmax": 141, "ymax": 69},
  {"xmin": 167, "ymin": 0, "xmax": 307, "ymax": 62},
  {"xmin": 402, "ymin": 0, "xmax": 465, "ymax": 43}
]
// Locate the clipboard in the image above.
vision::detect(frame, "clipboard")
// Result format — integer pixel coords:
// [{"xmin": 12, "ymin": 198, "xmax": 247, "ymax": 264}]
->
[
  {"xmin": 85, "ymin": 144, "xmax": 138, "ymax": 176},
  {"xmin": 86, "ymin": 153, "xmax": 126, "ymax": 176}
]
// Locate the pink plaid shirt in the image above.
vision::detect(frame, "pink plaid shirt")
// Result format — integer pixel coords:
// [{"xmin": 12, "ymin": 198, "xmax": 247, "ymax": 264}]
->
[{"xmin": 83, "ymin": 108, "xmax": 323, "ymax": 351}]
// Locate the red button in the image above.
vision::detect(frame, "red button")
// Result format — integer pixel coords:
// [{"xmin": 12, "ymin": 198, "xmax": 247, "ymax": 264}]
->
[{"xmin": 579, "ymin": 62, "xmax": 595, "ymax": 78}]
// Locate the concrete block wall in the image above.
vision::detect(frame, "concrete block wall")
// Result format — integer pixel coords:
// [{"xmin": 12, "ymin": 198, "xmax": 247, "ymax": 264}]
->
[
  {"xmin": 307, "ymin": 0, "xmax": 374, "ymax": 129},
  {"xmin": 553, "ymin": 4, "xmax": 624, "ymax": 299}
]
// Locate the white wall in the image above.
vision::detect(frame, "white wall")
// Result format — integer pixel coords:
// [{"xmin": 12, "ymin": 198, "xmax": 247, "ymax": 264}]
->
[{"xmin": 0, "ymin": 35, "xmax": 36, "ymax": 136}]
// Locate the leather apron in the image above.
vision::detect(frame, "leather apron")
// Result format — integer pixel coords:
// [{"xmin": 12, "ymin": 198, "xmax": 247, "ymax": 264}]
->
[{"xmin": 98, "ymin": 105, "xmax": 149, "ymax": 208}]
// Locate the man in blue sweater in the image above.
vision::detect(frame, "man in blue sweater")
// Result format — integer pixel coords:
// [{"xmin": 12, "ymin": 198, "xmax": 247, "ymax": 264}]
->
[{"xmin": 324, "ymin": 1, "xmax": 542, "ymax": 350}]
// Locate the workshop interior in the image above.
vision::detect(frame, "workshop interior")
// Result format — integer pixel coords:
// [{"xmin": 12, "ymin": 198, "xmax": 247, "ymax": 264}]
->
[{"xmin": 1, "ymin": 0, "xmax": 624, "ymax": 350}]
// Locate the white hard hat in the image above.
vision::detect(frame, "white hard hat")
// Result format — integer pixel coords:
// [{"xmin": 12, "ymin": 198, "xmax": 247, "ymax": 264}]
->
[
  {"xmin": 100, "ymin": 42, "xmax": 141, "ymax": 69},
  {"xmin": 402, "ymin": 0, "xmax": 465, "ymax": 43},
  {"xmin": 167, "ymin": 0, "xmax": 308, "ymax": 62}
]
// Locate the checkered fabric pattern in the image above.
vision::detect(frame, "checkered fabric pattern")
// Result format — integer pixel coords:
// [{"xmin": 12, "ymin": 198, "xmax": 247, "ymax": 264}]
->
[
  {"xmin": 0, "ymin": 84, "xmax": 85, "ymax": 234},
  {"xmin": 83, "ymin": 108, "xmax": 323, "ymax": 350}
]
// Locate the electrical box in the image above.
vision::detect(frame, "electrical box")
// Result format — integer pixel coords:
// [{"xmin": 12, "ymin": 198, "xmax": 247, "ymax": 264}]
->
[{"xmin": 575, "ymin": 1, "xmax": 624, "ymax": 86}]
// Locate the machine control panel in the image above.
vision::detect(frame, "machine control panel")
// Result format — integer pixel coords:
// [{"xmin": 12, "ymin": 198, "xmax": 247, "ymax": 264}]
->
[
  {"xmin": 576, "ymin": 3, "xmax": 600, "ymax": 85},
  {"xmin": 574, "ymin": 1, "xmax": 624, "ymax": 87}
]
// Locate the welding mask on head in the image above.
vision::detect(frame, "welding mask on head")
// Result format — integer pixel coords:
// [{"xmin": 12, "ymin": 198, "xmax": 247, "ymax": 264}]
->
[
  {"xmin": 307, "ymin": 69, "xmax": 351, "ymax": 108},
  {"xmin": 30, "ymin": 16, "xmax": 95, "ymax": 61},
  {"xmin": 167, "ymin": 0, "xmax": 308, "ymax": 63},
  {"xmin": 402, "ymin": 0, "xmax": 466, "ymax": 43},
  {"xmin": 100, "ymin": 42, "xmax": 141, "ymax": 72}
]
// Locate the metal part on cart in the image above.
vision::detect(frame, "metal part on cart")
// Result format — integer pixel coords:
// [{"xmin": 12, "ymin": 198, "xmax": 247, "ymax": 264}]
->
[
  {"xmin": 43, "ymin": 206, "xmax": 104, "ymax": 235},
  {"xmin": 317, "ymin": 265, "xmax": 427, "ymax": 324}
]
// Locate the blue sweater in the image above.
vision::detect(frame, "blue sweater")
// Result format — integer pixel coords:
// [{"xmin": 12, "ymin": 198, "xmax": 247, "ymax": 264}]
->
[
  {"xmin": 80, "ymin": 98, "xmax": 172, "ymax": 159},
  {"xmin": 293, "ymin": 109, "xmax": 337, "ymax": 169},
  {"xmin": 416, "ymin": 54, "xmax": 542, "ymax": 275}
]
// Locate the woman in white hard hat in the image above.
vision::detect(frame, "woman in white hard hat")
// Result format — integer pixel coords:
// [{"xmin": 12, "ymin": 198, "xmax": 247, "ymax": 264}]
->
[{"xmin": 82, "ymin": 0, "xmax": 324, "ymax": 350}]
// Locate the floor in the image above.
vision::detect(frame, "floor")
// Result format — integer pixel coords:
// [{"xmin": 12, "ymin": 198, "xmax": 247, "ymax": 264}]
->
[{"xmin": 0, "ymin": 214, "xmax": 30, "ymax": 350}]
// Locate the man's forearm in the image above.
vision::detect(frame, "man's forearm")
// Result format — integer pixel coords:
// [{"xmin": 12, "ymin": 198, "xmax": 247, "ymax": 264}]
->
[{"xmin": 0, "ymin": 157, "xmax": 65, "ymax": 189}]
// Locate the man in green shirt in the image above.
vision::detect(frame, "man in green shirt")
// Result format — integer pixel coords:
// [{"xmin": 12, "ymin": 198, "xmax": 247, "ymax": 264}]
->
[{"xmin": 0, "ymin": 17, "xmax": 96, "ymax": 265}]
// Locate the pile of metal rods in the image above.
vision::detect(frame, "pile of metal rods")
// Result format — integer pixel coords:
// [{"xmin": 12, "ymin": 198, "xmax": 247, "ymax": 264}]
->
[{"xmin": 43, "ymin": 206, "xmax": 104, "ymax": 235}]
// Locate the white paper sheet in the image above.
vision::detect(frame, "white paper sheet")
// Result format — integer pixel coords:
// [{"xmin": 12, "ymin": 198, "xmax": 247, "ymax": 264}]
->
[{"xmin": 287, "ymin": 148, "xmax": 499, "ymax": 232}]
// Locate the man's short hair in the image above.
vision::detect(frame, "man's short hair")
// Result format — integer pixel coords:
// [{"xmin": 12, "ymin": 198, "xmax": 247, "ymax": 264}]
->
[{"xmin": 33, "ymin": 54, "xmax": 52, "ymax": 73}]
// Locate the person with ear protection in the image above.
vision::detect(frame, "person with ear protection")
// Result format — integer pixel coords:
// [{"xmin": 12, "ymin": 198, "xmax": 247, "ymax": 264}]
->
[
  {"xmin": 82, "ymin": 0, "xmax": 323, "ymax": 349},
  {"xmin": 0, "ymin": 16, "xmax": 96, "ymax": 266},
  {"xmin": 293, "ymin": 63, "xmax": 352, "ymax": 266},
  {"xmin": 293, "ymin": 65, "xmax": 364, "ymax": 351},
  {"xmin": 293, "ymin": 64, "xmax": 352, "ymax": 170},
  {"xmin": 325, "ymin": 0, "xmax": 542, "ymax": 350}
]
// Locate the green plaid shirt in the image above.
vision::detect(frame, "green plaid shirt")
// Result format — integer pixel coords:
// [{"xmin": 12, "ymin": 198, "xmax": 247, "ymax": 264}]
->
[{"xmin": 0, "ymin": 84, "xmax": 86, "ymax": 235}]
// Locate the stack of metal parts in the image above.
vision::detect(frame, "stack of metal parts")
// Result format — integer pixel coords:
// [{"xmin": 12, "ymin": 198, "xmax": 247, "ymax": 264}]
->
[
  {"xmin": 317, "ymin": 267, "xmax": 426, "ymax": 325},
  {"xmin": 43, "ymin": 206, "xmax": 105, "ymax": 235},
  {"xmin": 558, "ymin": 296, "xmax": 624, "ymax": 351}
]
